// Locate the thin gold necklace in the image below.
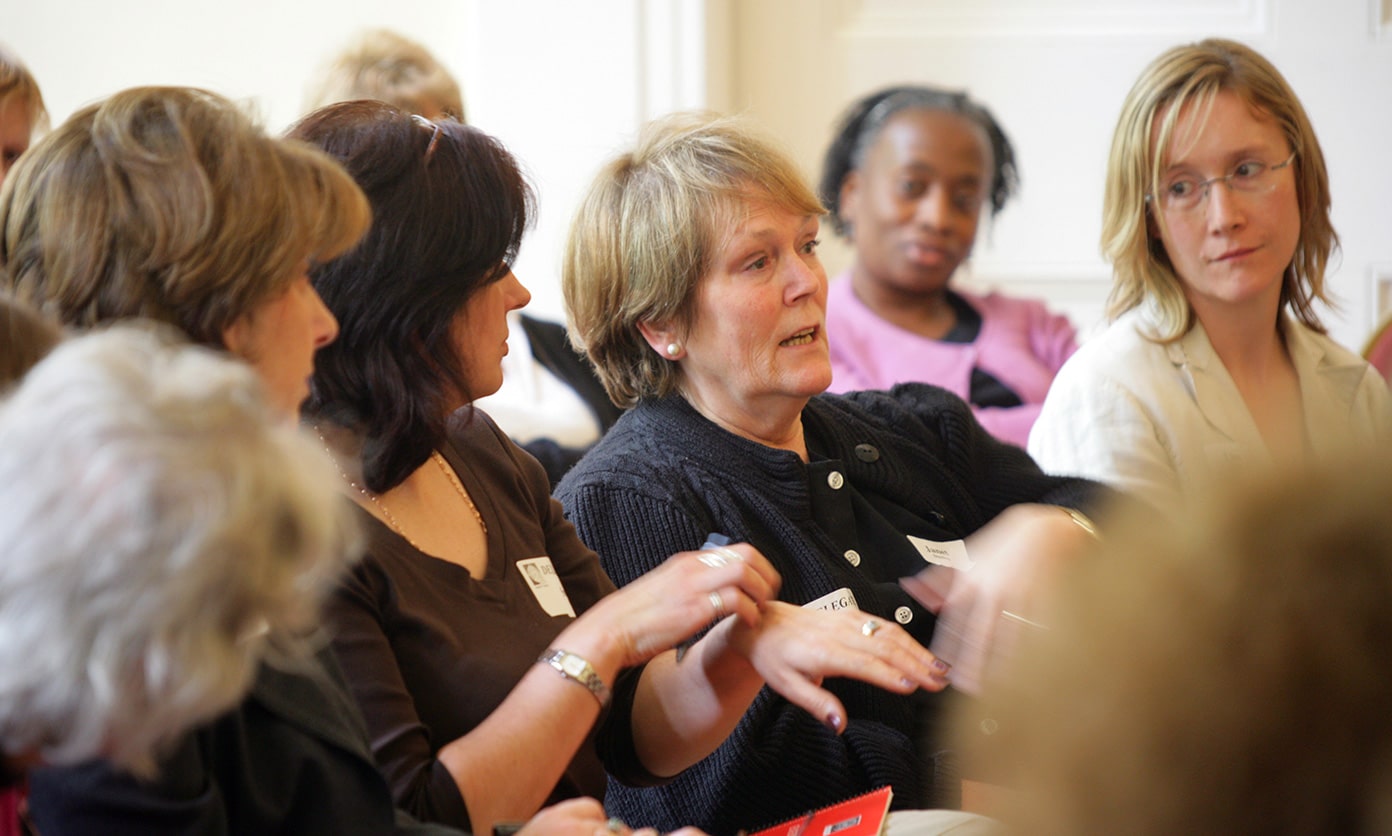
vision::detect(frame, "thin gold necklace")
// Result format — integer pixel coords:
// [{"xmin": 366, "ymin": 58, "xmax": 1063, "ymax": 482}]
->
[
  {"xmin": 319, "ymin": 435, "xmax": 487, "ymax": 549},
  {"xmin": 429, "ymin": 449, "xmax": 488, "ymax": 537}
]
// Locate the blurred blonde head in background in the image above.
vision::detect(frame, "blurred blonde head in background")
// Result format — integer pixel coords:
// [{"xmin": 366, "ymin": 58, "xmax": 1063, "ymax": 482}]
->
[
  {"xmin": 959, "ymin": 453, "xmax": 1392, "ymax": 835},
  {"xmin": 304, "ymin": 28, "xmax": 464, "ymax": 121}
]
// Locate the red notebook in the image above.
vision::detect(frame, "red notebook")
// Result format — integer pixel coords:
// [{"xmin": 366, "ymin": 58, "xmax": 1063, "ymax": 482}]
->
[{"xmin": 746, "ymin": 786, "xmax": 893, "ymax": 836}]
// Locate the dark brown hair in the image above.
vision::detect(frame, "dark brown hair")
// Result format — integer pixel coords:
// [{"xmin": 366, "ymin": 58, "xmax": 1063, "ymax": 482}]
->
[{"xmin": 289, "ymin": 100, "xmax": 534, "ymax": 491}]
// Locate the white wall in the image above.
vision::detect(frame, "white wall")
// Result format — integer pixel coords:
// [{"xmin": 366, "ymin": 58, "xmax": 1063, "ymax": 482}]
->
[
  {"xmin": 5, "ymin": 0, "xmax": 708, "ymax": 323},
  {"xmin": 8, "ymin": 0, "xmax": 1391, "ymax": 349},
  {"xmin": 724, "ymin": 0, "xmax": 1392, "ymax": 350}
]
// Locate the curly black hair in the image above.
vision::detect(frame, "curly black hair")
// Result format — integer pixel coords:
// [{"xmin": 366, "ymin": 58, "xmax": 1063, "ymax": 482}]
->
[{"xmin": 818, "ymin": 85, "xmax": 1019, "ymax": 237}]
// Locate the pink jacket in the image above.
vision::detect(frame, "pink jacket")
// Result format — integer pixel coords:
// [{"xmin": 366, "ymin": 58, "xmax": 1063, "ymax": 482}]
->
[{"xmin": 825, "ymin": 276, "xmax": 1077, "ymax": 447}]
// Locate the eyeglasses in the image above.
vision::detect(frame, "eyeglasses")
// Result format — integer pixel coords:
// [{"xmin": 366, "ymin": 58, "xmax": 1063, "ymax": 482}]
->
[
  {"xmin": 411, "ymin": 114, "xmax": 442, "ymax": 164},
  {"xmin": 1147, "ymin": 150, "xmax": 1297, "ymax": 213}
]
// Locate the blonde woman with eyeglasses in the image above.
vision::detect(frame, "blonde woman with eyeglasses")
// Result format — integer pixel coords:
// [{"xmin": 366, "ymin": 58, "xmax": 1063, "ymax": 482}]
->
[{"xmin": 1028, "ymin": 39, "xmax": 1392, "ymax": 515}]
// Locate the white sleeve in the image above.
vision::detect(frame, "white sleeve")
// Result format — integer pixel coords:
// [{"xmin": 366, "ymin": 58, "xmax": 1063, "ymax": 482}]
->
[{"xmin": 1029, "ymin": 361, "xmax": 1181, "ymax": 512}]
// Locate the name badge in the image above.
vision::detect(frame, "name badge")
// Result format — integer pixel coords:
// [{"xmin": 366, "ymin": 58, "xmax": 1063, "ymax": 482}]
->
[
  {"xmin": 907, "ymin": 535, "xmax": 974, "ymax": 571},
  {"xmin": 518, "ymin": 556, "xmax": 576, "ymax": 617},
  {"xmin": 805, "ymin": 587, "xmax": 859, "ymax": 613}
]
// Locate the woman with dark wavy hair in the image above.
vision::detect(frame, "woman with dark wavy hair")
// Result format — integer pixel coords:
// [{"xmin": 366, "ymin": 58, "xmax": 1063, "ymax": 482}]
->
[{"xmin": 292, "ymin": 101, "xmax": 942, "ymax": 836}]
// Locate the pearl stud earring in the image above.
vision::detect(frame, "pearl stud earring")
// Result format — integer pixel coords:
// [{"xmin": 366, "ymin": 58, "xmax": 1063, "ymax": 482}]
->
[{"xmin": 665, "ymin": 343, "xmax": 682, "ymax": 357}]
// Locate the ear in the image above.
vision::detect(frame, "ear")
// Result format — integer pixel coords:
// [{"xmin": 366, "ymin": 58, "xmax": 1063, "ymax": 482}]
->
[
  {"xmin": 221, "ymin": 313, "xmax": 254, "ymax": 361},
  {"xmin": 636, "ymin": 319, "xmax": 683, "ymax": 360},
  {"xmin": 837, "ymin": 170, "xmax": 863, "ymax": 231}
]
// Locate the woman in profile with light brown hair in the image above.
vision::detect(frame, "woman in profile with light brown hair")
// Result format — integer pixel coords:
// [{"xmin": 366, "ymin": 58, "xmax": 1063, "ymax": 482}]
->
[
  {"xmin": 0, "ymin": 84, "xmax": 476, "ymax": 836},
  {"xmin": 1, "ymin": 85, "xmax": 364, "ymax": 418}
]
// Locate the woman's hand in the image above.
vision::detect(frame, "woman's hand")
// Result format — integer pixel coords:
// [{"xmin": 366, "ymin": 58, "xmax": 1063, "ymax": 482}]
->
[
  {"xmin": 561, "ymin": 542, "xmax": 781, "ymax": 672},
  {"xmin": 438, "ymin": 546, "xmax": 773, "ymax": 832},
  {"xmin": 722, "ymin": 600, "xmax": 950, "ymax": 733},
  {"xmin": 901, "ymin": 503, "xmax": 1097, "ymax": 695},
  {"xmin": 516, "ymin": 797, "xmax": 709, "ymax": 836}
]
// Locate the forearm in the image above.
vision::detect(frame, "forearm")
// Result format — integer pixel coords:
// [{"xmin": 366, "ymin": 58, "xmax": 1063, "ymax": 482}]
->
[
  {"xmin": 437, "ymin": 621, "xmax": 620, "ymax": 835},
  {"xmin": 628, "ymin": 618, "xmax": 763, "ymax": 777}
]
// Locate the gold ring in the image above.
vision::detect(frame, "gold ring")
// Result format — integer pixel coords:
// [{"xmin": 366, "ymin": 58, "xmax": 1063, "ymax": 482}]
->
[
  {"xmin": 1000, "ymin": 609, "xmax": 1048, "ymax": 631},
  {"xmin": 861, "ymin": 619, "xmax": 882, "ymax": 637}
]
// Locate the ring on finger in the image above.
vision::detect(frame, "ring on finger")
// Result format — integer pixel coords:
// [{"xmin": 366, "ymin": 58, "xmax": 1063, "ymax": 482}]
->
[
  {"xmin": 1000, "ymin": 609, "xmax": 1048, "ymax": 631},
  {"xmin": 861, "ymin": 619, "xmax": 882, "ymax": 637},
  {"xmin": 709, "ymin": 590, "xmax": 726, "ymax": 619},
  {"xmin": 606, "ymin": 818, "xmax": 626, "ymax": 834}
]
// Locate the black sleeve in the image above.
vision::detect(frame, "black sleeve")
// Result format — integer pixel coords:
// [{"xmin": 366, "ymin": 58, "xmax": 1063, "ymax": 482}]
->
[
  {"xmin": 518, "ymin": 438, "xmax": 590, "ymax": 490},
  {"xmin": 27, "ymin": 736, "xmax": 230, "ymax": 836},
  {"xmin": 844, "ymin": 383, "xmax": 1109, "ymax": 522}
]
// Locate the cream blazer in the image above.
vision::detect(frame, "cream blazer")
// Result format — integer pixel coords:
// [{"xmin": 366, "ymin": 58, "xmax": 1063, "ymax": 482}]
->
[{"xmin": 1028, "ymin": 305, "xmax": 1392, "ymax": 513}]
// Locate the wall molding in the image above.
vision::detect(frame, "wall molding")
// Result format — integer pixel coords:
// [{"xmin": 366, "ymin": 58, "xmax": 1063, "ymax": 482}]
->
[
  {"xmin": 1369, "ymin": 263, "xmax": 1392, "ymax": 330},
  {"xmin": 1373, "ymin": 0, "xmax": 1392, "ymax": 42},
  {"xmin": 844, "ymin": 0, "xmax": 1272, "ymax": 39},
  {"xmin": 638, "ymin": 0, "xmax": 712, "ymax": 120}
]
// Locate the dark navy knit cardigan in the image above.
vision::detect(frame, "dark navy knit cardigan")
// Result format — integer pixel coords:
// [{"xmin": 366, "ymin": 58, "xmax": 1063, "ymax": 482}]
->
[{"xmin": 557, "ymin": 384, "xmax": 1100, "ymax": 835}]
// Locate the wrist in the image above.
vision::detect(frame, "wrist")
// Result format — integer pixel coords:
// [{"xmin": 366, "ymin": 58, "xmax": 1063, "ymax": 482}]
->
[
  {"xmin": 692, "ymin": 613, "xmax": 760, "ymax": 683},
  {"xmin": 537, "ymin": 648, "xmax": 612, "ymax": 707},
  {"xmin": 552, "ymin": 614, "xmax": 624, "ymax": 675}
]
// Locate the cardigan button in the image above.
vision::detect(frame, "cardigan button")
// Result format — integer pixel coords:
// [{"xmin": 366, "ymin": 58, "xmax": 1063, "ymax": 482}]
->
[
  {"xmin": 854, "ymin": 443, "xmax": 880, "ymax": 462},
  {"xmin": 894, "ymin": 606, "xmax": 913, "ymax": 624},
  {"xmin": 827, "ymin": 471, "xmax": 845, "ymax": 490},
  {"xmin": 843, "ymin": 549, "xmax": 861, "ymax": 567}
]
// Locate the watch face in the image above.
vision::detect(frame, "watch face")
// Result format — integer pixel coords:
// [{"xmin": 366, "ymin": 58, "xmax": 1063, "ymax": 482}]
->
[{"xmin": 561, "ymin": 655, "xmax": 586, "ymax": 678}]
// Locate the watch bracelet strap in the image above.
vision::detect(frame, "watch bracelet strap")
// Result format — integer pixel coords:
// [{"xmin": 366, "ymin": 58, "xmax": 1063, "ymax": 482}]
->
[
  {"xmin": 537, "ymin": 648, "xmax": 611, "ymax": 707},
  {"xmin": 1058, "ymin": 505, "xmax": 1100, "ymax": 539}
]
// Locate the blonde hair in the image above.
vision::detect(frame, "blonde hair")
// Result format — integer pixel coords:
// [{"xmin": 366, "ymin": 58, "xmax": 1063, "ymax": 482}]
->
[
  {"xmin": 563, "ymin": 112, "xmax": 824, "ymax": 407},
  {"xmin": 1102, "ymin": 38, "xmax": 1335, "ymax": 341},
  {"xmin": 0, "ymin": 326, "xmax": 357, "ymax": 776},
  {"xmin": 0, "ymin": 43, "xmax": 48, "ymax": 135},
  {"xmin": 0, "ymin": 86, "xmax": 370, "ymax": 346},
  {"xmin": 304, "ymin": 28, "xmax": 464, "ymax": 121},
  {"xmin": 959, "ymin": 455, "xmax": 1392, "ymax": 834}
]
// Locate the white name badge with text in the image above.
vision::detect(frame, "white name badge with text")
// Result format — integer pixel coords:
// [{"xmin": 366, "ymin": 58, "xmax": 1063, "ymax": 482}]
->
[
  {"xmin": 804, "ymin": 587, "xmax": 859, "ymax": 613},
  {"xmin": 907, "ymin": 536, "xmax": 974, "ymax": 572},
  {"xmin": 518, "ymin": 556, "xmax": 576, "ymax": 617}
]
